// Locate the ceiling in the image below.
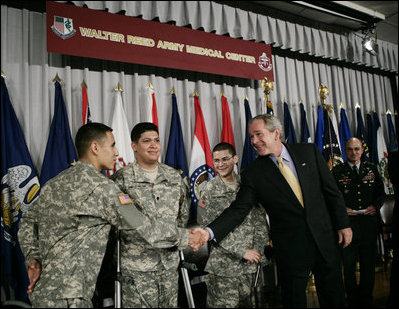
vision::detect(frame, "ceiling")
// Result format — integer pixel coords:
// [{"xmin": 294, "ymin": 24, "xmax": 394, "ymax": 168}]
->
[
  {"xmin": 225, "ymin": 1, "xmax": 398, "ymax": 45},
  {"xmin": 3, "ymin": 1, "xmax": 398, "ymax": 45}
]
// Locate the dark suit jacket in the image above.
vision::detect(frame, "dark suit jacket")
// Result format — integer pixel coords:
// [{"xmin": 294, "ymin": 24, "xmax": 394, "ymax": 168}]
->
[{"xmin": 208, "ymin": 143, "xmax": 350, "ymax": 270}]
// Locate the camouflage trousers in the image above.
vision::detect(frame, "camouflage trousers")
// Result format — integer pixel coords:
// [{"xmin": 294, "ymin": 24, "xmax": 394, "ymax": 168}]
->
[
  {"xmin": 206, "ymin": 273, "xmax": 256, "ymax": 308},
  {"xmin": 121, "ymin": 268, "xmax": 179, "ymax": 308},
  {"xmin": 31, "ymin": 297, "xmax": 92, "ymax": 308}
]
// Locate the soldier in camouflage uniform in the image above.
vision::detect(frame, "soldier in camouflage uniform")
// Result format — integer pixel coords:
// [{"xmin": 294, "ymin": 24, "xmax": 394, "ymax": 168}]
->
[
  {"xmin": 332, "ymin": 137, "xmax": 385, "ymax": 308},
  {"xmin": 199, "ymin": 142, "xmax": 269, "ymax": 308},
  {"xmin": 111, "ymin": 122, "xmax": 190, "ymax": 308},
  {"xmin": 19, "ymin": 123, "xmax": 197, "ymax": 308}
]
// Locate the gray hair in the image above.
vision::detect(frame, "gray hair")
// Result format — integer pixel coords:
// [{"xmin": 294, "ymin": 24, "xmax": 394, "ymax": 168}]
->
[{"xmin": 249, "ymin": 114, "xmax": 284, "ymax": 141}]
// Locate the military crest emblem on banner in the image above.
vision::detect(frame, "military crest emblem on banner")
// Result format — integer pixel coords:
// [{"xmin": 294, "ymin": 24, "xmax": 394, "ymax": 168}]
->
[
  {"xmin": 258, "ymin": 52, "xmax": 273, "ymax": 72},
  {"xmin": 51, "ymin": 16, "xmax": 76, "ymax": 39}
]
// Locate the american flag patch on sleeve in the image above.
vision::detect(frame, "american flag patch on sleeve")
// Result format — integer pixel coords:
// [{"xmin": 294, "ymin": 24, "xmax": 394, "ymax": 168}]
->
[{"xmin": 118, "ymin": 194, "xmax": 133, "ymax": 205}]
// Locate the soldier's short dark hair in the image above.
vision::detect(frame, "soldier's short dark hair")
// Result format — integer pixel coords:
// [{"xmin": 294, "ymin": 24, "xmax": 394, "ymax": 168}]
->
[
  {"xmin": 75, "ymin": 122, "xmax": 113, "ymax": 158},
  {"xmin": 131, "ymin": 122, "xmax": 159, "ymax": 143},
  {"xmin": 212, "ymin": 142, "xmax": 236, "ymax": 156}
]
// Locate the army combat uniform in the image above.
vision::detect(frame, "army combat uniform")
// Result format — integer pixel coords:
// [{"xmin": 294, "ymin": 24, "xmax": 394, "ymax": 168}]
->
[
  {"xmin": 111, "ymin": 161, "xmax": 190, "ymax": 308},
  {"xmin": 332, "ymin": 161, "xmax": 385, "ymax": 307},
  {"xmin": 200, "ymin": 173, "xmax": 269, "ymax": 308},
  {"xmin": 19, "ymin": 161, "xmax": 187, "ymax": 308}
]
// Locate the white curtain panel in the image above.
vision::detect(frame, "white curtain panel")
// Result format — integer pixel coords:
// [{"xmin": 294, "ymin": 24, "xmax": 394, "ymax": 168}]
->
[{"xmin": 1, "ymin": 2, "xmax": 397, "ymax": 175}]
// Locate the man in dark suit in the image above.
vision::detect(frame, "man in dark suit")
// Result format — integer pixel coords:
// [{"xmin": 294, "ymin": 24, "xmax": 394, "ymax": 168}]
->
[{"xmin": 190, "ymin": 114, "xmax": 352, "ymax": 308}]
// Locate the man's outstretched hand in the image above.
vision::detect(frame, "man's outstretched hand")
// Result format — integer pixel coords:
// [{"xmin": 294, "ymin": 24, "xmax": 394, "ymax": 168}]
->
[{"xmin": 189, "ymin": 228, "xmax": 210, "ymax": 251}]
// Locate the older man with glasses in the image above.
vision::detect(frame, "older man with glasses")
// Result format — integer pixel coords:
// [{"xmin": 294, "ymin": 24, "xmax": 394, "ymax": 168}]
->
[{"xmin": 332, "ymin": 137, "xmax": 386, "ymax": 308}]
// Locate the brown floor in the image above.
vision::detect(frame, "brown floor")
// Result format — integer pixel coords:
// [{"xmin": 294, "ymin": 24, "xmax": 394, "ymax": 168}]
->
[
  {"xmin": 306, "ymin": 259, "xmax": 392, "ymax": 308},
  {"xmin": 257, "ymin": 257, "xmax": 393, "ymax": 308},
  {"xmin": 184, "ymin": 254, "xmax": 394, "ymax": 308}
]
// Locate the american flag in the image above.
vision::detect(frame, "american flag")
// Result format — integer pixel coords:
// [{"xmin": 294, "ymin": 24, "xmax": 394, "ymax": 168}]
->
[{"xmin": 118, "ymin": 194, "xmax": 133, "ymax": 205}]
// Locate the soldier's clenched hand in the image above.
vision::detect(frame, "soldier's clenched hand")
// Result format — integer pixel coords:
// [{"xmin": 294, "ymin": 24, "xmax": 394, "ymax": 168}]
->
[
  {"xmin": 243, "ymin": 249, "xmax": 261, "ymax": 264},
  {"xmin": 27, "ymin": 259, "xmax": 41, "ymax": 294}
]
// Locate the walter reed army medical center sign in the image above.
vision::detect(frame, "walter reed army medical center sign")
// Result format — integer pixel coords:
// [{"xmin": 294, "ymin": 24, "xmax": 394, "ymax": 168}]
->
[{"xmin": 47, "ymin": 2, "xmax": 274, "ymax": 80}]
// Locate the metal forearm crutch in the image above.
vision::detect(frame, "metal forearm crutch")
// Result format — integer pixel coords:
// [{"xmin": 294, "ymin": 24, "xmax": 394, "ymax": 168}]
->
[
  {"xmin": 253, "ymin": 263, "xmax": 262, "ymax": 308},
  {"xmin": 114, "ymin": 230, "xmax": 121, "ymax": 309},
  {"xmin": 179, "ymin": 250, "xmax": 195, "ymax": 308}
]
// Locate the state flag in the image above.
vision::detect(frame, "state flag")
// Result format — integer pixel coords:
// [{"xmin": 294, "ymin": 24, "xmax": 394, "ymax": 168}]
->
[
  {"xmin": 339, "ymin": 106, "xmax": 352, "ymax": 162},
  {"xmin": 220, "ymin": 94, "xmax": 235, "ymax": 149},
  {"xmin": 356, "ymin": 106, "xmax": 370, "ymax": 161},
  {"xmin": 107, "ymin": 90, "xmax": 134, "ymax": 176},
  {"xmin": 40, "ymin": 81, "xmax": 77, "ymax": 186},
  {"xmin": 165, "ymin": 92, "xmax": 189, "ymax": 180},
  {"xmin": 1, "ymin": 77, "xmax": 41, "ymax": 303},
  {"xmin": 241, "ymin": 97, "xmax": 257, "ymax": 170},
  {"xmin": 299, "ymin": 102, "xmax": 311, "ymax": 143},
  {"xmin": 283, "ymin": 102, "xmax": 297, "ymax": 144},
  {"xmin": 189, "ymin": 93, "xmax": 215, "ymax": 223}
]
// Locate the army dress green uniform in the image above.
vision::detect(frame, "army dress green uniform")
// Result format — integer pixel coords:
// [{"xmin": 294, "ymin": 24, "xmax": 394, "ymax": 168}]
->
[
  {"xmin": 111, "ymin": 161, "xmax": 190, "ymax": 308},
  {"xmin": 19, "ymin": 161, "xmax": 186, "ymax": 308},
  {"xmin": 332, "ymin": 161, "xmax": 385, "ymax": 307},
  {"xmin": 200, "ymin": 173, "xmax": 269, "ymax": 308}
]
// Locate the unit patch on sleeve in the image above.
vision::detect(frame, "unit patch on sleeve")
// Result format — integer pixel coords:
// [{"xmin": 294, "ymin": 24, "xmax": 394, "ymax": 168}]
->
[{"xmin": 118, "ymin": 194, "xmax": 133, "ymax": 205}]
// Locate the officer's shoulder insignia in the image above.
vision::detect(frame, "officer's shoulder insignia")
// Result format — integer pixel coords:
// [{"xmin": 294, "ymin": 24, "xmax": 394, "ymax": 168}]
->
[{"xmin": 118, "ymin": 194, "xmax": 133, "ymax": 205}]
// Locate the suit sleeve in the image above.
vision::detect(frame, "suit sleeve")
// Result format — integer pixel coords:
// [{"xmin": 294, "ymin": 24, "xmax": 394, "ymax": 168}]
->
[
  {"xmin": 314, "ymin": 145, "xmax": 350, "ymax": 230},
  {"xmin": 207, "ymin": 170, "xmax": 258, "ymax": 243}
]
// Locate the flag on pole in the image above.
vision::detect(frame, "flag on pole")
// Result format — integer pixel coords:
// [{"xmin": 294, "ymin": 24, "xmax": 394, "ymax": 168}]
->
[
  {"xmin": 220, "ymin": 94, "xmax": 235, "ymax": 149},
  {"xmin": 241, "ymin": 97, "xmax": 257, "ymax": 170},
  {"xmin": 314, "ymin": 105, "xmax": 324, "ymax": 152},
  {"xmin": 145, "ymin": 82, "xmax": 159, "ymax": 128},
  {"xmin": 266, "ymin": 101, "xmax": 274, "ymax": 115},
  {"xmin": 283, "ymin": 102, "xmax": 297, "ymax": 144},
  {"xmin": 81, "ymin": 82, "xmax": 92, "ymax": 125},
  {"xmin": 299, "ymin": 102, "xmax": 311, "ymax": 143},
  {"xmin": 330, "ymin": 106, "xmax": 343, "ymax": 155},
  {"xmin": 366, "ymin": 113, "xmax": 378, "ymax": 165},
  {"xmin": 107, "ymin": 88, "xmax": 135, "ymax": 176},
  {"xmin": 373, "ymin": 112, "xmax": 393, "ymax": 194},
  {"xmin": 40, "ymin": 81, "xmax": 78, "ymax": 186},
  {"xmin": 356, "ymin": 105, "xmax": 370, "ymax": 161},
  {"xmin": 321, "ymin": 106, "xmax": 342, "ymax": 170},
  {"xmin": 189, "ymin": 93, "xmax": 215, "ymax": 223},
  {"xmin": 165, "ymin": 91, "xmax": 188, "ymax": 180},
  {"xmin": 1, "ymin": 77, "xmax": 41, "ymax": 303},
  {"xmin": 339, "ymin": 106, "xmax": 352, "ymax": 162},
  {"xmin": 387, "ymin": 112, "xmax": 398, "ymax": 152}
]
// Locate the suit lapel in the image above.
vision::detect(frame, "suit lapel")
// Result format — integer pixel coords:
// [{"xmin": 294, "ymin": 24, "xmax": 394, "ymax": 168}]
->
[
  {"xmin": 258, "ymin": 155, "xmax": 302, "ymax": 207},
  {"xmin": 285, "ymin": 144, "xmax": 309, "ymax": 207}
]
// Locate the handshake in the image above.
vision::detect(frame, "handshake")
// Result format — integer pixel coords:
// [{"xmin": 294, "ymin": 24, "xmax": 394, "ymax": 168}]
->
[{"xmin": 188, "ymin": 227, "xmax": 210, "ymax": 251}]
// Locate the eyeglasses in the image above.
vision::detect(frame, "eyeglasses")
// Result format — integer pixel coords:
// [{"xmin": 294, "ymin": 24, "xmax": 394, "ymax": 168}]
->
[{"xmin": 213, "ymin": 156, "xmax": 234, "ymax": 165}]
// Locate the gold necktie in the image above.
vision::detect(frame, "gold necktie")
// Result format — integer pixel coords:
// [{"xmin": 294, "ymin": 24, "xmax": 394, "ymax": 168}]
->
[{"xmin": 277, "ymin": 157, "xmax": 304, "ymax": 207}]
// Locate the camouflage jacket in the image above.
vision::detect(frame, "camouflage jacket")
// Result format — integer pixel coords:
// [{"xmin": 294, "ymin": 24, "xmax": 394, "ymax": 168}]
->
[
  {"xmin": 19, "ymin": 161, "xmax": 144, "ymax": 301},
  {"xmin": 111, "ymin": 161, "xmax": 190, "ymax": 273},
  {"xmin": 200, "ymin": 174, "xmax": 269, "ymax": 277},
  {"xmin": 19, "ymin": 161, "xmax": 187, "ymax": 302}
]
